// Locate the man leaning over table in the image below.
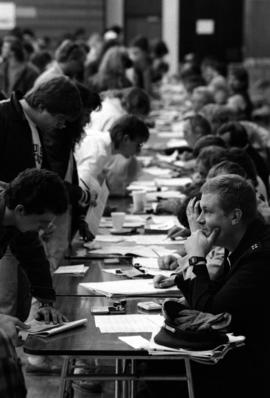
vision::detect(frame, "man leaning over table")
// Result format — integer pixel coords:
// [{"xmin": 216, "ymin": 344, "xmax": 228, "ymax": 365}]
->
[
  {"xmin": 154, "ymin": 175, "xmax": 270, "ymax": 398},
  {"xmin": 0, "ymin": 168, "xmax": 69, "ymax": 397}
]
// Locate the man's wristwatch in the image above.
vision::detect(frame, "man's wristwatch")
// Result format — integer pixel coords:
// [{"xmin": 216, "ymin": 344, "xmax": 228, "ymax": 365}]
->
[{"xmin": 188, "ymin": 256, "xmax": 207, "ymax": 266}]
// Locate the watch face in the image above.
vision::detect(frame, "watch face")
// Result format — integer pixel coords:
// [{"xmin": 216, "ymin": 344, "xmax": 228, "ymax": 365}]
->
[{"xmin": 189, "ymin": 256, "xmax": 205, "ymax": 265}]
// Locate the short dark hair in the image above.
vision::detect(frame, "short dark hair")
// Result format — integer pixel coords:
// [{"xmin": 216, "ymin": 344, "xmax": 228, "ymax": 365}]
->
[
  {"xmin": 193, "ymin": 134, "xmax": 226, "ymax": 157},
  {"xmin": 55, "ymin": 39, "xmax": 86, "ymax": 63},
  {"xmin": 121, "ymin": 87, "xmax": 150, "ymax": 116},
  {"xmin": 184, "ymin": 114, "xmax": 212, "ymax": 137},
  {"xmin": 197, "ymin": 145, "xmax": 228, "ymax": 175},
  {"xmin": 226, "ymin": 148, "xmax": 258, "ymax": 187},
  {"xmin": 76, "ymin": 82, "xmax": 101, "ymax": 112},
  {"xmin": 4, "ymin": 168, "xmax": 69, "ymax": 215},
  {"xmin": 207, "ymin": 160, "xmax": 247, "ymax": 179},
  {"xmin": 109, "ymin": 115, "xmax": 149, "ymax": 148},
  {"xmin": 130, "ymin": 35, "xmax": 149, "ymax": 52},
  {"xmin": 201, "ymin": 175, "xmax": 257, "ymax": 223},
  {"xmin": 217, "ymin": 121, "xmax": 249, "ymax": 148},
  {"xmin": 25, "ymin": 76, "xmax": 82, "ymax": 120}
]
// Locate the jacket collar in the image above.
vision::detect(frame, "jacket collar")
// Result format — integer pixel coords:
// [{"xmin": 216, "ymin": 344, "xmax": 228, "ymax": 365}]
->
[{"xmin": 228, "ymin": 217, "xmax": 267, "ymax": 266}]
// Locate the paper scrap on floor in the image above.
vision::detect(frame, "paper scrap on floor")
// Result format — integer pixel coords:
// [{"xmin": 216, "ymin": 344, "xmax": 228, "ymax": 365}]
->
[
  {"xmin": 80, "ymin": 279, "xmax": 179, "ymax": 297},
  {"xmin": 54, "ymin": 264, "xmax": 89, "ymax": 274},
  {"xmin": 95, "ymin": 314, "xmax": 163, "ymax": 333}
]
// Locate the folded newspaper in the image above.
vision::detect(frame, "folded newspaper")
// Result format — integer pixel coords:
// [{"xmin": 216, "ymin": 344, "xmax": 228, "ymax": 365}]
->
[{"xmin": 25, "ymin": 318, "xmax": 88, "ymax": 337}]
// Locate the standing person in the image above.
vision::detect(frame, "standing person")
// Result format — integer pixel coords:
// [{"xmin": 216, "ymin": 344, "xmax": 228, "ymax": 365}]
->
[
  {"xmin": 0, "ymin": 76, "xmax": 82, "ymax": 323},
  {"xmin": 0, "ymin": 168, "xmax": 69, "ymax": 398},
  {"xmin": 0, "ymin": 36, "xmax": 39, "ymax": 97},
  {"xmin": 34, "ymin": 39, "xmax": 86, "ymax": 86},
  {"xmin": 75, "ymin": 114, "xmax": 149, "ymax": 196}
]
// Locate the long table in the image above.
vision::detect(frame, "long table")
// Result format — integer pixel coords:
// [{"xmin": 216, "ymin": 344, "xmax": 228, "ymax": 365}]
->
[{"xmin": 24, "ymin": 296, "xmax": 195, "ymax": 398}]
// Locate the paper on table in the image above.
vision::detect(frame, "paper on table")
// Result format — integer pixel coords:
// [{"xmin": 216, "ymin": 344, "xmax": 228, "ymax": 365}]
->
[
  {"xmin": 155, "ymin": 177, "xmax": 192, "ymax": 188},
  {"xmin": 79, "ymin": 279, "xmax": 179, "ymax": 297},
  {"xmin": 132, "ymin": 257, "xmax": 159, "ymax": 269},
  {"xmin": 84, "ymin": 245, "xmax": 160, "ymax": 258},
  {"xmin": 150, "ymin": 246, "xmax": 180, "ymax": 257},
  {"xmin": 123, "ymin": 235, "xmax": 180, "ymax": 245},
  {"xmin": 119, "ymin": 335, "xmax": 150, "ymax": 349},
  {"xmin": 95, "ymin": 314, "xmax": 163, "ymax": 333},
  {"xmin": 54, "ymin": 264, "xmax": 89, "ymax": 274},
  {"xmin": 94, "ymin": 235, "xmax": 124, "ymax": 243},
  {"xmin": 166, "ymin": 138, "xmax": 188, "ymax": 148},
  {"xmin": 85, "ymin": 181, "xmax": 109, "ymax": 236},
  {"xmin": 99, "ymin": 215, "xmax": 146, "ymax": 228},
  {"xmin": 144, "ymin": 167, "xmax": 173, "ymax": 177}
]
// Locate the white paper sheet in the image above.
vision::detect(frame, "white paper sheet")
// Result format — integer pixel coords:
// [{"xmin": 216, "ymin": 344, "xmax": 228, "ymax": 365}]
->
[
  {"xmin": 85, "ymin": 181, "xmax": 109, "ymax": 236},
  {"xmin": 95, "ymin": 314, "xmax": 163, "ymax": 333},
  {"xmin": 84, "ymin": 245, "xmax": 160, "ymax": 258},
  {"xmin": 80, "ymin": 279, "xmax": 178, "ymax": 297},
  {"xmin": 123, "ymin": 235, "xmax": 180, "ymax": 245},
  {"xmin": 144, "ymin": 167, "xmax": 173, "ymax": 177},
  {"xmin": 54, "ymin": 264, "xmax": 89, "ymax": 274},
  {"xmin": 118, "ymin": 335, "xmax": 150, "ymax": 349},
  {"xmin": 155, "ymin": 177, "xmax": 192, "ymax": 188},
  {"xmin": 132, "ymin": 257, "xmax": 159, "ymax": 269}
]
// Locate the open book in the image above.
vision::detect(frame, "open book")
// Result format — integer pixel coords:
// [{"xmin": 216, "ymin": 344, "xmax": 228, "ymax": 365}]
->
[{"xmin": 26, "ymin": 318, "xmax": 88, "ymax": 337}]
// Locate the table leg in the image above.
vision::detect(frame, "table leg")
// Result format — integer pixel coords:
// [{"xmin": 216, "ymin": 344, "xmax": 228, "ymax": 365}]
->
[
  {"xmin": 115, "ymin": 358, "xmax": 120, "ymax": 398},
  {"xmin": 130, "ymin": 359, "xmax": 135, "ymax": 398},
  {"xmin": 58, "ymin": 357, "xmax": 71, "ymax": 398},
  {"xmin": 185, "ymin": 359, "xmax": 195, "ymax": 398}
]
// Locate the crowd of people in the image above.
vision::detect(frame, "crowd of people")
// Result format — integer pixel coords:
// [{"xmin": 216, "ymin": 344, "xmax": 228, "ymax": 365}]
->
[{"xmin": 0, "ymin": 24, "xmax": 270, "ymax": 398}]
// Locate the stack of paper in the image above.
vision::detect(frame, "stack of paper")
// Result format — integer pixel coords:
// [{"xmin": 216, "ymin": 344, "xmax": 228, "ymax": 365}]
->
[
  {"xmin": 79, "ymin": 279, "xmax": 179, "ymax": 297},
  {"xmin": 95, "ymin": 314, "xmax": 163, "ymax": 333},
  {"xmin": 148, "ymin": 332, "xmax": 246, "ymax": 363},
  {"xmin": 54, "ymin": 264, "xmax": 89, "ymax": 275}
]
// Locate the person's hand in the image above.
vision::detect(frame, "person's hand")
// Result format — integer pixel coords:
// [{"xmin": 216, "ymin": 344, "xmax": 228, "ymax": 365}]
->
[
  {"xmin": 78, "ymin": 220, "xmax": 95, "ymax": 242},
  {"xmin": 186, "ymin": 197, "xmax": 201, "ymax": 233},
  {"xmin": 158, "ymin": 255, "xmax": 178, "ymax": 270},
  {"xmin": 184, "ymin": 228, "xmax": 220, "ymax": 258},
  {"xmin": 35, "ymin": 305, "xmax": 68, "ymax": 324},
  {"xmin": 154, "ymin": 274, "xmax": 176, "ymax": 289},
  {"xmin": 167, "ymin": 225, "xmax": 190, "ymax": 239},
  {"xmin": 0, "ymin": 314, "xmax": 29, "ymax": 345}
]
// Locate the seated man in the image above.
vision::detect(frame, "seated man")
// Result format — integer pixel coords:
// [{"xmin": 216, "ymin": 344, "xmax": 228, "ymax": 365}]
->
[
  {"xmin": 0, "ymin": 168, "xmax": 69, "ymax": 397},
  {"xmin": 155, "ymin": 175, "xmax": 270, "ymax": 398}
]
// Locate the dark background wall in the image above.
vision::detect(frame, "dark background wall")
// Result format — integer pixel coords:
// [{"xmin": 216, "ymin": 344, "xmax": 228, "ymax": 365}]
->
[
  {"xmin": 179, "ymin": 0, "xmax": 244, "ymax": 62},
  {"xmin": 244, "ymin": 0, "xmax": 270, "ymax": 58}
]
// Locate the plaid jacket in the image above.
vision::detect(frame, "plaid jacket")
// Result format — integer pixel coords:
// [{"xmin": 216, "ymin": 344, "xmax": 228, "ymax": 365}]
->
[{"xmin": 0, "ymin": 329, "xmax": 26, "ymax": 398}]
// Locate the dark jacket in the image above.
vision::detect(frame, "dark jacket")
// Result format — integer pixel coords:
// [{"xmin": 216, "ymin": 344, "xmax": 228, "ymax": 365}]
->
[
  {"xmin": 0, "ymin": 92, "xmax": 84, "ymax": 233},
  {"xmin": 0, "ymin": 194, "xmax": 55, "ymax": 303},
  {"xmin": 175, "ymin": 217, "xmax": 270, "ymax": 397}
]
